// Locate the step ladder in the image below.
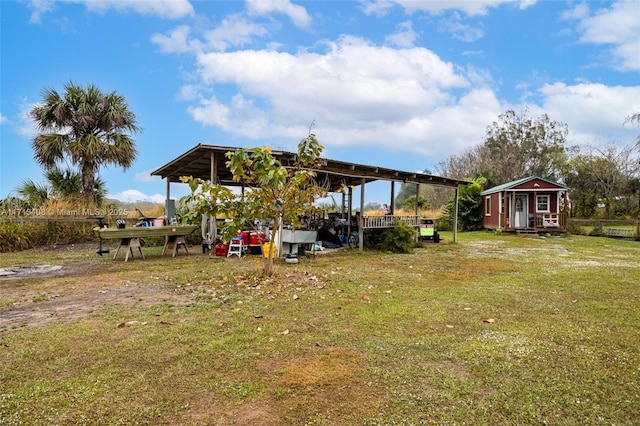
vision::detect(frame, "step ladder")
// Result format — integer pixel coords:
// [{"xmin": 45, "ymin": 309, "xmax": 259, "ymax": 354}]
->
[{"xmin": 227, "ymin": 237, "xmax": 243, "ymax": 257}]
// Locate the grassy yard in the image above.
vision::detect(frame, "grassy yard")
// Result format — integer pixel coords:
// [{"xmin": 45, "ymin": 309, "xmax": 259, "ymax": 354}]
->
[{"xmin": 1, "ymin": 232, "xmax": 639, "ymax": 425}]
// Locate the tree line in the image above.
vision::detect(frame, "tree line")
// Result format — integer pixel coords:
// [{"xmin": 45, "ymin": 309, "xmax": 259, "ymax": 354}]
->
[{"xmin": 395, "ymin": 109, "xmax": 640, "ymax": 226}]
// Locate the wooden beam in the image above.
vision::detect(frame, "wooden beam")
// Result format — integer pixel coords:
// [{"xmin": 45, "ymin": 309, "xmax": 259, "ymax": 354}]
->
[
  {"xmin": 415, "ymin": 183, "xmax": 420, "ymax": 218},
  {"xmin": 390, "ymin": 181, "xmax": 396, "ymax": 214},
  {"xmin": 453, "ymin": 186, "xmax": 459, "ymax": 243},
  {"xmin": 359, "ymin": 178, "xmax": 365, "ymax": 251}
]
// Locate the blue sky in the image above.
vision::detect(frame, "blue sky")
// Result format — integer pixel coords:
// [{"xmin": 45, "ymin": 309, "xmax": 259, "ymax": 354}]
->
[{"xmin": 1, "ymin": 0, "xmax": 639, "ymax": 206}]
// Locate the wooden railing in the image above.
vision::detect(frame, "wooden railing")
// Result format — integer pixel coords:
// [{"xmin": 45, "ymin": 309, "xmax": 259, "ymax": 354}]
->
[
  {"xmin": 534, "ymin": 213, "xmax": 567, "ymax": 229},
  {"xmin": 362, "ymin": 215, "xmax": 420, "ymax": 229},
  {"xmin": 498, "ymin": 212, "xmax": 567, "ymax": 230}
]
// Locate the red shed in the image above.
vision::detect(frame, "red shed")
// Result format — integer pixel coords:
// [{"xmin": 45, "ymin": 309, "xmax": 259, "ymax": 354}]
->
[{"xmin": 481, "ymin": 176, "xmax": 570, "ymax": 233}]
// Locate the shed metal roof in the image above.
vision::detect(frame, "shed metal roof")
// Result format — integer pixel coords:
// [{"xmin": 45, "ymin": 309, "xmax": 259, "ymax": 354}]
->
[
  {"xmin": 151, "ymin": 144, "xmax": 470, "ymax": 192},
  {"xmin": 480, "ymin": 176, "xmax": 570, "ymax": 196}
]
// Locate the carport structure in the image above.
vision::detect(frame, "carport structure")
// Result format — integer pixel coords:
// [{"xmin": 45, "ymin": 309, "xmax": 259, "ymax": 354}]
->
[{"xmin": 151, "ymin": 144, "xmax": 470, "ymax": 249}]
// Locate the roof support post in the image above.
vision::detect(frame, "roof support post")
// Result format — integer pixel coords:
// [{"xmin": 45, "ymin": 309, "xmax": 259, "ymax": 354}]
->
[
  {"xmin": 165, "ymin": 177, "xmax": 171, "ymax": 206},
  {"xmin": 207, "ymin": 151, "xmax": 219, "ymax": 242},
  {"xmin": 453, "ymin": 185, "xmax": 459, "ymax": 243},
  {"xmin": 359, "ymin": 178, "xmax": 365, "ymax": 251},
  {"xmin": 390, "ymin": 181, "xmax": 395, "ymax": 215},
  {"xmin": 415, "ymin": 183, "xmax": 420, "ymax": 218},
  {"xmin": 210, "ymin": 151, "xmax": 216, "ymax": 183},
  {"xmin": 499, "ymin": 192, "xmax": 503, "ymax": 228},
  {"xmin": 512, "ymin": 190, "xmax": 516, "ymax": 227},
  {"xmin": 348, "ymin": 186, "xmax": 353, "ymax": 236}
]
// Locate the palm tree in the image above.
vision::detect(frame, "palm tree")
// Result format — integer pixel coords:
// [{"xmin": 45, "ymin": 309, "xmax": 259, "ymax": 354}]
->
[
  {"xmin": 30, "ymin": 81, "xmax": 140, "ymax": 203},
  {"xmin": 44, "ymin": 167, "xmax": 107, "ymax": 205},
  {"xmin": 16, "ymin": 179, "xmax": 49, "ymax": 207},
  {"xmin": 15, "ymin": 167, "xmax": 107, "ymax": 207},
  {"xmin": 45, "ymin": 167, "xmax": 82, "ymax": 197}
]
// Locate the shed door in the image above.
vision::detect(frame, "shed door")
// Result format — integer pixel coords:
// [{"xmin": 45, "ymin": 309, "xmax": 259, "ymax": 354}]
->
[{"xmin": 514, "ymin": 195, "xmax": 528, "ymax": 228}]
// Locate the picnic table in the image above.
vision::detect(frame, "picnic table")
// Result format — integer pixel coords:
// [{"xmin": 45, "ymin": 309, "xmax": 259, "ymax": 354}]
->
[{"xmin": 95, "ymin": 225, "xmax": 199, "ymax": 261}]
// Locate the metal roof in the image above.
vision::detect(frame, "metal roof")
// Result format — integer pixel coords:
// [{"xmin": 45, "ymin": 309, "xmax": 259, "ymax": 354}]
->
[
  {"xmin": 481, "ymin": 176, "xmax": 570, "ymax": 195},
  {"xmin": 151, "ymin": 144, "xmax": 470, "ymax": 192}
]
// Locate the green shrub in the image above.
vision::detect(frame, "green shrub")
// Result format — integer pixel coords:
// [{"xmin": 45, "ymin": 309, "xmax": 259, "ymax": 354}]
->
[{"xmin": 380, "ymin": 220, "xmax": 416, "ymax": 253}]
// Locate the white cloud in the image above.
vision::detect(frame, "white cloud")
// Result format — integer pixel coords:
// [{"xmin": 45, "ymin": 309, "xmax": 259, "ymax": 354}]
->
[
  {"xmin": 186, "ymin": 35, "xmax": 500, "ymax": 157},
  {"xmin": 0, "ymin": 113, "xmax": 7, "ymax": 125},
  {"xmin": 75, "ymin": 0, "xmax": 194, "ymax": 19},
  {"xmin": 203, "ymin": 14, "xmax": 268, "ymax": 52},
  {"xmin": 27, "ymin": 0, "xmax": 194, "ymax": 22},
  {"xmin": 177, "ymin": 84, "xmax": 203, "ymax": 102},
  {"xmin": 108, "ymin": 189, "xmax": 166, "ymax": 204},
  {"xmin": 537, "ymin": 82, "xmax": 640, "ymax": 145},
  {"xmin": 559, "ymin": 2, "xmax": 589, "ymax": 21},
  {"xmin": 15, "ymin": 100, "xmax": 38, "ymax": 138},
  {"xmin": 391, "ymin": 0, "xmax": 535, "ymax": 16},
  {"xmin": 246, "ymin": 0, "xmax": 312, "ymax": 28},
  {"xmin": 385, "ymin": 21, "xmax": 419, "ymax": 47},
  {"xmin": 359, "ymin": 0, "xmax": 396, "ymax": 17},
  {"xmin": 134, "ymin": 169, "xmax": 162, "ymax": 183},
  {"xmin": 152, "ymin": 15, "xmax": 268, "ymax": 54},
  {"xmin": 518, "ymin": 0, "xmax": 538, "ymax": 10},
  {"xmin": 26, "ymin": 0, "xmax": 55, "ymax": 23},
  {"xmin": 151, "ymin": 25, "xmax": 203, "ymax": 54},
  {"xmin": 437, "ymin": 13, "xmax": 485, "ymax": 42},
  {"xmin": 565, "ymin": 1, "xmax": 640, "ymax": 71}
]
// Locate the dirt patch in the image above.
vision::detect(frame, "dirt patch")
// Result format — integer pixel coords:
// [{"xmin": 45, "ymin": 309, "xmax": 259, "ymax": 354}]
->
[
  {"xmin": 0, "ymin": 253, "xmax": 201, "ymax": 331},
  {"xmin": 0, "ymin": 283, "xmax": 195, "ymax": 331},
  {"xmin": 0, "ymin": 265, "xmax": 65, "ymax": 279}
]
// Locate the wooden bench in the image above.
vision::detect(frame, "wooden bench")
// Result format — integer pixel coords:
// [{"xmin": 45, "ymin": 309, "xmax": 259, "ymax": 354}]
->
[
  {"xmin": 604, "ymin": 227, "xmax": 635, "ymax": 239},
  {"xmin": 95, "ymin": 225, "xmax": 199, "ymax": 261}
]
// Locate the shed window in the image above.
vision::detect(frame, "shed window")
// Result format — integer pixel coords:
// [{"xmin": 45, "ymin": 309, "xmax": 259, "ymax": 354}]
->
[
  {"xmin": 485, "ymin": 196, "xmax": 491, "ymax": 216},
  {"xmin": 536, "ymin": 195, "xmax": 550, "ymax": 212}
]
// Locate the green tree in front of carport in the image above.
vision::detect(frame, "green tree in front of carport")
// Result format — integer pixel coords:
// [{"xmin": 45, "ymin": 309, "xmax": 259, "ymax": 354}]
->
[{"xmin": 181, "ymin": 133, "xmax": 327, "ymax": 277}]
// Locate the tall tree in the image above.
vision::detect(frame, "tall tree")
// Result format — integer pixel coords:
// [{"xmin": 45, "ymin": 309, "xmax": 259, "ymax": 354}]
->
[
  {"xmin": 436, "ymin": 145, "xmax": 493, "ymax": 183},
  {"xmin": 30, "ymin": 82, "xmax": 139, "ymax": 203},
  {"xmin": 624, "ymin": 112, "xmax": 640, "ymax": 148},
  {"xmin": 564, "ymin": 154, "xmax": 605, "ymax": 218},
  {"xmin": 483, "ymin": 109, "xmax": 570, "ymax": 184},
  {"xmin": 564, "ymin": 144, "xmax": 639, "ymax": 219},
  {"xmin": 435, "ymin": 110, "xmax": 570, "ymax": 189}
]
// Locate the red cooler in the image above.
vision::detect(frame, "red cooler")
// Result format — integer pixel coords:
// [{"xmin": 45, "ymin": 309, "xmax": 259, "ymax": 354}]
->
[
  {"xmin": 250, "ymin": 232, "xmax": 265, "ymax": 245},
  {"xmin": 237, "ymin": 231, "xmax": 250, "ymax": 246}
]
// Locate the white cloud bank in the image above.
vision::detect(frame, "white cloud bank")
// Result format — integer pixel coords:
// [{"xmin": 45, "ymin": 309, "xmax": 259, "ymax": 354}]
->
[
  {"xmin": 27, "ymin": 0, "xmax": 194, "ymax": 23},
  {"xmin": 108, "ymin": 189, "xmax": 166, "ymax": 204},
  {"xmin": 182, "ymin": 35, "xmax": 638, "ymax": 157},
  {"xmin": 363, "ymin": 0, "xmax": 537, "ymax": 17},
  {"xmin": 563, "ymin": 1, "xmax": 640, "ymax": 72},
  {"xmin": 185, "ymin": 35, "xmax": 501, "ymax": 157},
  {"xmin": 537, "ymin": 82, "xmax": 640, "ymax": 145}
]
